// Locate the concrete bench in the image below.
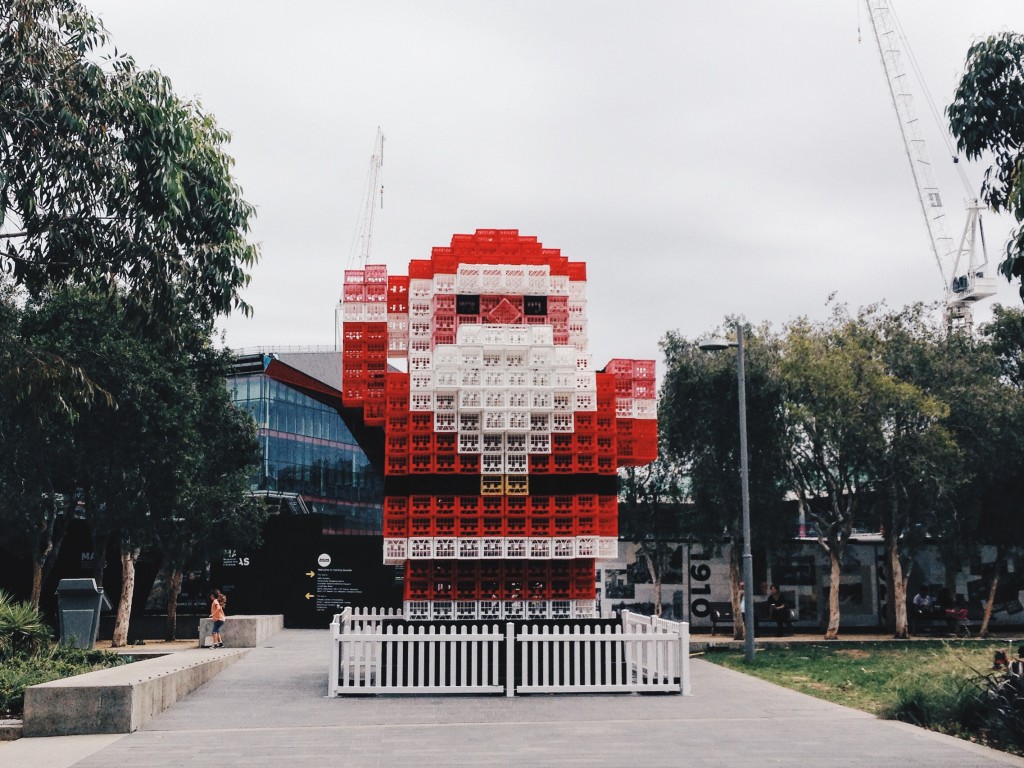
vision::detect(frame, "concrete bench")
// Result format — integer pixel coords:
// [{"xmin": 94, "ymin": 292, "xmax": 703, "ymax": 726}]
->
[
  {"xmin": 23, "ymin": 648, "xmax": 247, "ymax": 736},
  {"xmin": 198, "ymin": 614, "xmax": 284, "ymax": 648}
]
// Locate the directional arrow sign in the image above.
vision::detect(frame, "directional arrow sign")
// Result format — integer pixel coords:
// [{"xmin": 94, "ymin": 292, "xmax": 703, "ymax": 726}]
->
[
  {"xmin": 305, "ymin": 593, "xmax": 314, "ymax": 600},
  {"xmin": 305, "ymin": 571, "xmax": 315, "ymax": 578}
]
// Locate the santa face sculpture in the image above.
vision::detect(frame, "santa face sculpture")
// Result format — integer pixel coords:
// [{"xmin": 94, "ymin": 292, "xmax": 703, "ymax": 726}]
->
[{"xmin": 341, "ymin": 230, "xmax": 656, "ymax": 621}]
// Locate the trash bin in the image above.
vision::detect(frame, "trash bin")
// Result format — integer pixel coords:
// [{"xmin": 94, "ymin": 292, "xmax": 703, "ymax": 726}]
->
[{"xmin": 55, "ymin": 578, "xmax": 112, "ymax": 649}]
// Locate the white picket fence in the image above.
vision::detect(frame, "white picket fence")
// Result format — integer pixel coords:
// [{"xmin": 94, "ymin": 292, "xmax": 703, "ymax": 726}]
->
[{"xmin": 329, "ymin": 607, "xmax": 690, "ymax": 697}]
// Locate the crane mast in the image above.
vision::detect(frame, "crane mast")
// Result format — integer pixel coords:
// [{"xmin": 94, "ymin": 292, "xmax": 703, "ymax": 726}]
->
[
  {"xmin": 864, "ymin": 0, "xmax": 996, "ymax": 332},
  {"xmin": 336, "ymin": 128, "xmax": 385, "ymax": 350}
]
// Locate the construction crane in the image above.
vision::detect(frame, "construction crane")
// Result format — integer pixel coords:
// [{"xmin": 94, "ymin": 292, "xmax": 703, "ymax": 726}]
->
[
  {"xmin": 349, "ymin": 127, "xmax": 385, "ymax": 268},
  {"xmin": 864, "ymin": 1, "xmax": 997, "ymax": 333},
  {"xmin": 335, "ymin": 128, "xmax": 385, "ymax": 349}
]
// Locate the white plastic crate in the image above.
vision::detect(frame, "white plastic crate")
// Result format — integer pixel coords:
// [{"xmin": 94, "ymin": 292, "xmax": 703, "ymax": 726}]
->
[
  {"xmin": 553, "ymin": 538, "xmax": 575, "ymax": 558},
  {"xmin": 458, "ymin": 433, "xmax": 482, "ymax": 453},
  {"xmin": 482, "ymin": 434, "xmax": 504, "ymax": 452},
  {"xmin": 456, "ymin": 323, "xmax": 483, "ymax": 345},
  {"xmin": 410, "ymin": 392, "xmax": 434, "ymax": 411},
  {"xmin": 455, "ymin": 264, "xmax": 481, "ymax": 292},
  {"xmin": 575, "ymin": 537, "xmax": 597, "ymax": 557},
  {"xmin": 575, "ymin": 371, "xmax": 596, "ymax": 391},
  {"xmin": 458, "ymin": 368, "xmax": 481, "ymax": 387},
  {"xmin": 458, "ymin": 538, "xmax": 481, "ymax": 559},
  {"xmin": 553, "ymin": 393, "xmax": 574, "ymax": 412},
  {"xmin": 365, "ymin": 303, "xmax": 388, "ymax": 322},
  {"xmin": 483, "ymin": 370, "xmax": 506, "ymax": 388},
  {"xmin": 507, "ymin": 370, "xmax": 528, "ymax": 387},
  {"xmin": 530, "ymin": 390, "xmax": 553, "ymax": 411},
  {"xmin": 549, "ymin": 274, "xmax": 569, "ymax": 296},
  {"xmin": 434, "ymin": 370, "xmax": 458, "ymax": 389},
  {"xmin": 634, "ymin": 399, "xmax": 657, "ymax": 419},
  {"xmin": 409, "ymin": 300, "xmax": 432, "ymax": 319},
  {"xmin": 502, "ymin": 601, "xmax": 526, "ymax": 621},
  {"xmin": 387, "ymin": 337, "xmax": 408, "ymax": 354},
  {"xmin": 616, "ymin": 397, "xmax": 634, "ymax": 418},
  {"xmin": 433, "ymin": 347, "xmax": 460, "ymax": 367},
  {"xmin": 529, "ymin": 347, "xmax": 553, "ymax": 367},
  {"xmin": 342, "ymin": 302, "xmax": 366, "ymax": 322},
  {"xmin": 505, "ymin": 326, "xmax": 530, "ymax": 346},
  {"xmin": 481, "ymin": 266, "xmax": 503, "ymax": 292},
  {"xmin": 527, "ymin": 601, "xmax": 550, "ymax": 620},
  {"xmin": 530, "ymin": 413, "xmax": 552, "ymax": 432},
  {"xmin": 481, "ymin": 453, "xmax": 504, "ymax": 473},
  {"xmin": 459, "ymin": 412, "xmax": 481, "ymax": 432},
  {"xmin": 505, "ymin": 350, "xmax": 527, "ymax": 368},
  {"xmin": 409, "ymin": 353, "xmax": 432, "ymax": 372},
  {"xmin": 508, "ymin": 390, "xmax": 529, "ymax": 408},
  {"xmin": 530, "ymin": 538, "xmax": 553, "ymax": 558},
  {"xmin": 505, "ymin": 433, "xmax": 527, "ymax": 453},
  {"xmin": 530, "ymin": 325, "xmax": 554, "ymax": 345},
  {"xmin": 530, "ymin": 370, "xmax": 552, "ymax": 389},
  {"xmin": 552, "ymin": 600, "xmax": 574, "ymax": 620},
  {"xmin": 435, "ymin": 538, "xmax": 457, "ymax": 558},
  {"xmin": 433, "ymin": 273, "xmax": 455, "ymax": 294},
  {"xmin": 505, "ymin": 454, "xmax": 528, "ymax": 474},
  {"xmin": 482, "ymin": 350, "xmax": 504, "ymax": 368},
  {"xmin": 482, "ymin": 538, "xmax": 504, "ymax": 558},
  {"xmin": 552, "ymin": 371, "xmax": 575, "ymax": 389},
  {"xmin": 552, "ymin": 412, "xmax": 574, "ymax": 432},
  {"xmin": 405, "ymin": 601, "xmax": 430, "ymax": 621},
  {"xmin": 483, "ymin": 390, "xmax": 506, "ymax": 408},
  {"xmin": 479, "ymin": 600, "xmax": 501, "ymax": 620},
  {"xmin": 409, "ymin": 538, "xmax": 433, "ymax": 559},
  {"xmin": 383, "ymin": 538, "xmax": 408, "ymax": 562},
  {"xmin": 503, "ymin": 265, "xmax": 527, "ymax": 292},
  {"xmin": 575, "ymin": 392, "xmax": 597, "ymax": 411},
  {"xmin": 409, "ymin": 321, "xmax": 431, "ymax": 339},
  {"xmin": 431, "ymin": 602, "xmax": 454, "ymax": 621},
  {"xmin": 528, "ymin": 433, "xmax": 551, "ymax": 454},
  {"xmin": 435, "ymin": 412, "xmax": 457, "ymax": 432},
  {"xmin": 568, "ymin": 280, "xmax": 587, "ymax": 301},
  {"xmin": 410, "ymin": 371, "xmax": 433, "ymax": 390},
  {"xmin": 527, "ymin": 267, "xmax": 550, "ymax": 293},
  {"xmin": 458, "ymin": 389, "xmax": 482, "ymax": 409},
  {"xmin": 506, "ymin": 411, "xmax": 530, "ymax": 432},
  {"xmin": 459, "ymin": 346, "xmax": 483, "ymax": 367},
  {"xmin": 506, "ymin": 538, "xmax": 528, "ymax": 558},
  {"xmin": 571, "ymin": 600, "xmax": 596, "ymax": 619},
  {"xmin": 409, "ymin": 278, "xmax": 433, "ymax": 300},
  {"xmin": 455, "ymin": 601, "xmax": 479, "ymax": 621},
  {"xmin": 575, "ymin": 353, "xmax": 593, "ymax": 371},
  {"xmin": 409, "ymin": 337, "xmax": 431, "ymax": 353},
  {"xmin": 436, "ymin": 393, "xmax": 457, "ymax": 412}
]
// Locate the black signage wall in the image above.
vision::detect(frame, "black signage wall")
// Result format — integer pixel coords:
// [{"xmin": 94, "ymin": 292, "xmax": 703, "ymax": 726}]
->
[{"xmin": 212, "ymin": 514, "xmax": 402, "ymax": 628}]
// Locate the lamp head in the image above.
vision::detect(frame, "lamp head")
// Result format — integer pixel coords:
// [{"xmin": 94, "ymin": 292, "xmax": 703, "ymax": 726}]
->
[{"xmin": 698, "ymin": 337, "xmax": 737, "ymax": 351}]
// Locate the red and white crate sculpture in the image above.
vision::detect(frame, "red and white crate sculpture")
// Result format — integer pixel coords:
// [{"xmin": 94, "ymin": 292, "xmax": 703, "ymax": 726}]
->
[{"xmin": 341, "ymin": 230, "xmax": 657, "ymax": 621}]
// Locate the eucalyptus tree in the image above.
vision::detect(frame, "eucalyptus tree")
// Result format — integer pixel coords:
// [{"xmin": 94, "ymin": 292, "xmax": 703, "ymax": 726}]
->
[
  {"xmin": 1, "ymin": 0, "xmax": 259, "ymax": 323},
  {"xmin": 948, "ymin": 33, "xmax": 1024, "ymax": 300},
  {"xmin": 659, "ymin": 321, "xmax": 791, "ymax": 639}
]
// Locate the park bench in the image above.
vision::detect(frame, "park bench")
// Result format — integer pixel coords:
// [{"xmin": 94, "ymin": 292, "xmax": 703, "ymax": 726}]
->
[{"xmin": 709, "ymin": 595, "xmax": 797, "ymax": 637}]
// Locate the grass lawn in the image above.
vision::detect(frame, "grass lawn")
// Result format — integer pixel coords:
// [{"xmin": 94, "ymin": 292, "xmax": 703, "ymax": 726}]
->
[{"xmin": 704, "ymin": 639, "xmax": 1016, "ymax": 715}]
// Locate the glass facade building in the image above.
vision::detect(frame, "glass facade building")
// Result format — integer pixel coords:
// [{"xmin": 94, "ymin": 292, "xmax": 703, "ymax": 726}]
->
[{"xmin": 228, "ymin": 351, "xmax": 383, "ymax": 535}]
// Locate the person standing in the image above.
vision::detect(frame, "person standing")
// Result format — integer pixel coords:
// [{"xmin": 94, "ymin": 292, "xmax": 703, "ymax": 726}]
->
[{"xmin": 209, "ymin": 591, "xmax": 226, "ymax": 648}]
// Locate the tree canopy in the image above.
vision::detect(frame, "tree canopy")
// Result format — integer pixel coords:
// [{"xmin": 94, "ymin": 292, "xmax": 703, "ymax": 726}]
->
[
  {"xmin": 948, "ymin": 32, "xmax": 1024, "ymax": 299},
  {"xmin": 1, "ymin": 0, "xmax": 258, "ymax": 323}
]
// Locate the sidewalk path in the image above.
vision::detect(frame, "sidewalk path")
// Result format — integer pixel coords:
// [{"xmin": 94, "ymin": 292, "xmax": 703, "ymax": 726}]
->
[{"xmin": 3, "ymin": 629, "xmax": 1023, "ymax": 767}]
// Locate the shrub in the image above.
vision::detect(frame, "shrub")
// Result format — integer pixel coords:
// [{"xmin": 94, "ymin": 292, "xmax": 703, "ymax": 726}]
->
[
  {"xmin": 0, "ymin": 591, "xmax": 52, "ymax": 657},
  {"xmin": 0, "ymin": 644, "xmax": 127, "ymax": 718}
]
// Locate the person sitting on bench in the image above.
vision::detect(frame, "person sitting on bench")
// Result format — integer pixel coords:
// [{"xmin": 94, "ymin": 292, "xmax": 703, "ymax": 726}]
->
[{"xmin": 766, "ymin": 584, "xmax": 792, "ymax": 636}]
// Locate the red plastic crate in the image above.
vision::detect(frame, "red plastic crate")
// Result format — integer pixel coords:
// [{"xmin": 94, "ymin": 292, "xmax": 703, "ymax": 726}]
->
[
  {"xmin": 529, "ymin": 515, "xmax": 551, "ymax": 537},
  {"xmin": 482, "ymin": 516, "xmax": 504, "ymax": 536},
  {"xmin": 410, "ymin": 412, "xmax": 434, "ymax": 433},
  {"xmin": 553, "ymin": 515, "xmax": 575, "ymax": 536},
  {"xmin": 434, "ymin": 515, "xmax": 456, "ymax": 536},
  {"xmin": 384, "ymin": 455, "xmax": 408, "ymax": 475},
  {"xmin": 457, "ymin": 514, "xmax": 481, "ymax": 537},
  {"xmin": 574, "ymin": 413, "xmax": 596, "ymax": 432},
  {"xmin": 528, "ymin": 455, "xmax": 551, "ymax": 474},
  {"xmin": 456, "ymin": 454, "xmax": 480, "ymax": 474},
  {"xmin": 596, "ymin": 455, "xmax": 617, "ymax": 475},
  {"xmin": 553, "ymin": 454, "xmax": 574, "ymax": 473},
  {"xmin": 409, "ymin": 453, "xmax": 433, "ymax": 474},
  {"xmin": 506, "ymin": 516, "xmax": 528, "ymax": 537},
  {"xmin": 575, "ymin": 454, "xmax": 596, "ymax": 473}
]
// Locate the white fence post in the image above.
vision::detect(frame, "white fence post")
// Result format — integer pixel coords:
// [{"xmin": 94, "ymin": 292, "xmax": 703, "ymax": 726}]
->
[{"xmin": 505, "ymin": 622, "xmax": 515, "ymax": 697}]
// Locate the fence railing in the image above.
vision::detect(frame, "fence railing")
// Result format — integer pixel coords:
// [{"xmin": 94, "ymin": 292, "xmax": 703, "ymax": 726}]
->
[{"xmin": 330, "ymin": 608, "xmax": 690, "ymax": 697}]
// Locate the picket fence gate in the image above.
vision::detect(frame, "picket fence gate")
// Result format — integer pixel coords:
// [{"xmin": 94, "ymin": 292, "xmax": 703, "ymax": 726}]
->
[{"xmin": 329, "ymin": 607, "xmax": 690, "ymax": 697}]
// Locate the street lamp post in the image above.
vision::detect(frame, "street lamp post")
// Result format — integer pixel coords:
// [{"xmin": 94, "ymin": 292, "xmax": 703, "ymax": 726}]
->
[{"xmin": 700, "ymin": 323, "xmax": 755, "ymax": 663}]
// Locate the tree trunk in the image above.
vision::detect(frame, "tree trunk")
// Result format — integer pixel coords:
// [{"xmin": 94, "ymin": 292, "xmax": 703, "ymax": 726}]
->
[
  {"xmin": 111, "ymin": 547, "xmax": 139, "ymax": 648},
  {"xmin": 825, "ymin": 549, "xmax": 842, "ymax": 640},
  {"xmin": 729, "ymin": 545, "xmax": 744, "ymax": 641},
  {"xmin": 641, "ymin": 547, "xmax": 663, "ymax": 617},
  {"xmin": 980, "ymin": 571, "xmax": 999, "ymax": 638},
  {"xmin": 888, "ymin": 537, "xmax": 909, "ymax": 639},
  {"xmin": 165, "ymin": 569, "xmax": 183, "ymax": 641},
  {"xmin": 30, "ymin": 560, "xmax": 44, "ymax": 609}
]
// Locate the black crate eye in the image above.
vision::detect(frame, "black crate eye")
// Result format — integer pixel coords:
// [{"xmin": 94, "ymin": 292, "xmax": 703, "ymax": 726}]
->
[
  {"xmin": 456, "ymin": 294, "xmax": 480, "ymax": 314},
  {"xmin": 524, "ymin": 295, "xmax": 547, "ymax": 316}
]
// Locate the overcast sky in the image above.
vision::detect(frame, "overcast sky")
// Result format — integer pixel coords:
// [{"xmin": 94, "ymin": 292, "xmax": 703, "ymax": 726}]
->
[{"xmin": 83, "ymin": 1, "xmax": 1023, "ymax": 372}]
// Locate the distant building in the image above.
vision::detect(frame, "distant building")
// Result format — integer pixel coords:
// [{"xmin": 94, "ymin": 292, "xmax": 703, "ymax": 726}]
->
[{"xmin": 227, "ymin": 348, "xmax": 383, "ymax": 535}]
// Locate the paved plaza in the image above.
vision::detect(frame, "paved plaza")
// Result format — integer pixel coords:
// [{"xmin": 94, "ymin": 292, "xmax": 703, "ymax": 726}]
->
[{"xmin": 3, "ymin": 629, "xmax": 1024, "ymax": 767}]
